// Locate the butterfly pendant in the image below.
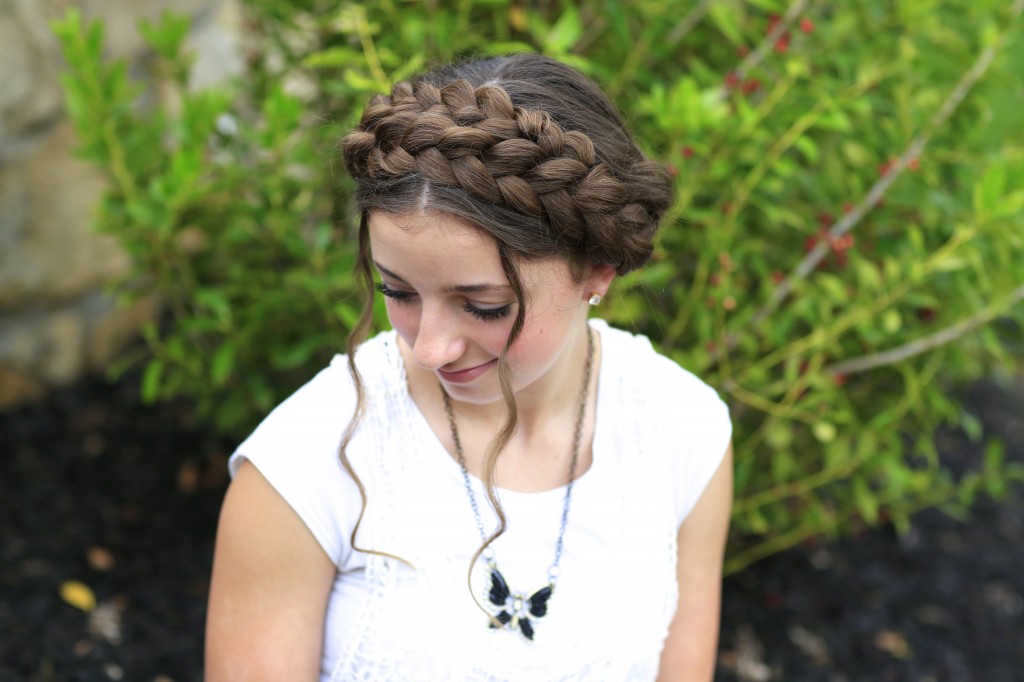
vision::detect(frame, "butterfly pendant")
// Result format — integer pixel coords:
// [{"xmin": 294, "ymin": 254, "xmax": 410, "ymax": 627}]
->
[{"xmin": 486, "ymin": 568, "xmax": 554, "ymax": 641}]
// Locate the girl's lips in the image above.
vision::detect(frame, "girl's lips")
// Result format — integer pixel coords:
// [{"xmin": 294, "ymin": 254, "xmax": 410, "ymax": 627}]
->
[{"xmin": 437, "ymin": 358, "xmax": 498, "ymax": 384}]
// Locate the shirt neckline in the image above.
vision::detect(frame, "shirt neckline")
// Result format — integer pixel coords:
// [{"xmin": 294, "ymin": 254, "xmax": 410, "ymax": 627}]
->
[{"xmin": 392, "ymin": 319, "xmax": 612, "ymax": 500}]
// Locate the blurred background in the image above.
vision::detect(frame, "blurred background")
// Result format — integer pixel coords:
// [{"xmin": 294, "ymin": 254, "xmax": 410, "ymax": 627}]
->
[{"xmin": 1, "ymin": 0, "xmax": 1022, "ymax": 680}]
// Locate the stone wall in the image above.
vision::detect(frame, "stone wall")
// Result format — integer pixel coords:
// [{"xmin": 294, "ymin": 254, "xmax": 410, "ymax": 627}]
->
[{"xmin": 0, "ymin": 0, "xmax": 243, "ymax": 409}]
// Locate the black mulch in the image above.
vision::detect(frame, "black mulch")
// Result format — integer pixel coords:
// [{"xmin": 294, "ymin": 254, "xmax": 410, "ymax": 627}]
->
[{"xmin": 1, "ymin": 374, "xmax": 1021, "ymax": 682}]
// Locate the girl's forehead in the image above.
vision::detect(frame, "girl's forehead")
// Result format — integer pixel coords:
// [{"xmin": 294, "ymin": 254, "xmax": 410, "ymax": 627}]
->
[
  {"xmin": 369, "ymin": 211, "xmax": 501, "ymax": 270},
  {"xmin": 369, "ymin": 209, "xmax": 487, "ymax": 238},
  {"xmin": 367, "ymin": 209, "xmax": 577, "ymax": 288}
]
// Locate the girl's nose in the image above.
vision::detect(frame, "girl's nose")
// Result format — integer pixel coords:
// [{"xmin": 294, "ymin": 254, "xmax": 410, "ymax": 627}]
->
[{"xmin": 411, "ymin": 306, "xmax": 466, "ymax": 371}]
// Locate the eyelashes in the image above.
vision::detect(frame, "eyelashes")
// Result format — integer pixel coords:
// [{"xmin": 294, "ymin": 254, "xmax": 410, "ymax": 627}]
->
[
  {"xmin": 375, "ymin": 282, "xmax": 411, "ymax": 301},
  {"xmin": 375, "ymin": 282, "xmax": 512, "ymax": 322},
  {"xmin": 466, "ymin": 303, "xmax": 513, "ymax": 322}
]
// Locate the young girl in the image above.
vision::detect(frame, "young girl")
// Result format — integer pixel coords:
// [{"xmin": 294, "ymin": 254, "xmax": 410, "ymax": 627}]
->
[{"xmin": 206, "ymin": 53, "xmax": 733, "ymax": 681}]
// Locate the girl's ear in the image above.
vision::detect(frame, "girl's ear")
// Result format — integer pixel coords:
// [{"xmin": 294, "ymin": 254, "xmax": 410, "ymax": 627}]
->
[{"xmin": 583, "ymin": 263, "xmax": 616, "ymax": 301}]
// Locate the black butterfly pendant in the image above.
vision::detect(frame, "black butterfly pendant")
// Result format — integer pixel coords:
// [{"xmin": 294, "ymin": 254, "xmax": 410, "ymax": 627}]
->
[{"xmin": 486, "ymin": 568, "xmax": 554, "ymax": 641}]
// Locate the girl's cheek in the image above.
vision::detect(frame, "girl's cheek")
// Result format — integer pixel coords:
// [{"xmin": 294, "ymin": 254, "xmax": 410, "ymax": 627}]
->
[
  {"xmin": 386, "ymin": 301, "xmax": 418, "ymax": 337},
  {"xmin": 508, "ymin": 325, "xmax": 555, "ymax": 367}
]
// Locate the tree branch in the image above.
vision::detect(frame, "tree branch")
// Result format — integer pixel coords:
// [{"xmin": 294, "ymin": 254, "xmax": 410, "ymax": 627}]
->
[
  {"xmin": 825, "ymin": 284, "xmax": 1024, "ymax": 376},
  {"xmin": 721, "ymin": 0, "xmax": 813, "ymax": 99},
  {"xmin": 747, "ymin": 0, "xmax": 1024, "ymax": 330},
  {"xmin": 665, "ymin": 0, "xmax": 712, "ymax": 47}
]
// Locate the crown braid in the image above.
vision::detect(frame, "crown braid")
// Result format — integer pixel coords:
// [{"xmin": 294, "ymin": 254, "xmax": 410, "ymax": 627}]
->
[{"xmin": 342, "ymin": 78, "xmax": 667, "ymax": 274}]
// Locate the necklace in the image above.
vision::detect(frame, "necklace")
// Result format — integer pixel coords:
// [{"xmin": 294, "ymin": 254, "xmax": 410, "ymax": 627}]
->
[{"xmin": 441, "ymin": 327, "xmax": 595, "ymax": 642}]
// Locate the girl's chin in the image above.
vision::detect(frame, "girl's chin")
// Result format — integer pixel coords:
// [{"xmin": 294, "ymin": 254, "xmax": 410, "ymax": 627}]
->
[{"xmin": 437, "ymin": 379, "xmax": 504, "ymax": 405}]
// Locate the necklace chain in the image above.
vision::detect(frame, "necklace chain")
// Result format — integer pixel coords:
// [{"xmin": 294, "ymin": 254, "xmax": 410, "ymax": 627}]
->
[{"xmin": 441, "ymin": 326, "xmax": 594, "ymax": 610}]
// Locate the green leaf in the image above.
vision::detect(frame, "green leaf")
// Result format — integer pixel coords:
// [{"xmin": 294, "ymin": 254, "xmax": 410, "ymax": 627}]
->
[
  {"xmin": 984, "ymin": 439, "xmax": 1008, "ymax": 499},
  {"xmin": 841, "ymin": 141, "xmax": 872, "ymax": 168},
  {"xmin": 708, "ymin": 2, "xmax": 744, "ymax": 46},
  {"xmin": 853, "ymin": 477, "xmax": 879, "ymax": 524},
  {"xmin": 881, "ymin": 309, "xmax": 902, "ymax": 334},
  {"xmin": 812, "ymin": 422, "xmax": 837, "ymax": 443},
  {"xmin": 545, "ymin": 7, "xmax": 582, "ymax": 54},
  {"xmin": 141, "ymin": 360, "xmax": 164, "ymax": 403},
  {"xmin": 211, "ymin": 343, "xmax": 235, "ymax": 387},
  {"xmin": 973, "ymin": 164, "xmax": 1007, "ymax": 213},
  {"xmin": 303, "ymin": 46, "xmax": 361, "ymax": 69},
  {"xmin": 960, "ymin": 411, "xmax": 983, "ymax": 442},
  {"xmin": 138, "ymin": 11, "xmax": 191, "ymax": 62}
]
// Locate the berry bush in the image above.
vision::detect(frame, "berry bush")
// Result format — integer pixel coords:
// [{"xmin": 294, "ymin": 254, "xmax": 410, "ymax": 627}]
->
[{"xmin": 53, "ymin": 0, "xmax": 1024, "ymax": 568}]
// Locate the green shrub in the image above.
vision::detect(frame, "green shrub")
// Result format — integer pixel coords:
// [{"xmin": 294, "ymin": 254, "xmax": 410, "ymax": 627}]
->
[{"xmin": 53, "ymin": 0, "xmax": 1024, "ymax": 570}]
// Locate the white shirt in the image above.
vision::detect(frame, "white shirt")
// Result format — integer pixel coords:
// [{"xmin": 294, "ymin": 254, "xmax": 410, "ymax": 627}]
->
[{"xmin": 229, "ymin": 319, "xmax": 731, "ymax": 681}]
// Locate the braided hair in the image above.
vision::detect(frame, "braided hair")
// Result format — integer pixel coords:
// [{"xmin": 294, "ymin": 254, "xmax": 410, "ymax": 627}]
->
[
  {"xmin": 342, "ymin": 55, "xmax": 672, "ymax": 274},
  {"xmin": 336, "ymin": 53, "xmax": 674, "ymax": 567}
]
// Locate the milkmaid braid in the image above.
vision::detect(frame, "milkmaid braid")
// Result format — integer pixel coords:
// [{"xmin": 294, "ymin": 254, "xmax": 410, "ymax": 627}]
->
[
  {"xmin": 336, "ymin": 54, "xmax": 674, "ymax": 570},
  {"xmin": 341, "ymin": 57, "xmax": 672, "ymax": 275}
]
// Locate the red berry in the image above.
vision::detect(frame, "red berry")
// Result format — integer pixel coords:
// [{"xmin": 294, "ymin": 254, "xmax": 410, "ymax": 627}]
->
[
  {"xmin": 842, "ymin": 201, "xmax": 855, "ymax": 214},
  {"xmin": 879, "ymin": 156, "xmax": 898, "ymax": 177},
  {"xmin": 800, "ymin": 18, "xmax": 814, "ymax": 33},
  {"xmin": 775, "ymin": 35, "xmax": 790, "ymax": 53},
  {"xmin": 833, "ymin": 372, "xmax": 847, "ymax": 387},
  {"xmin": 908, "ymin": 157, "xmax": 920, "ymax": 172},
  {"xmin": 737, "ymin": 45, "xmax": 751, "ymax": 58},
  {"xmin": 682, "ymin": 146, "xmax": 695, "ymax": 159},
  {"xmin": 709, "ymin": 273, "xmax": 721, "ymax": 286},
  {"xmin": 771, "ymin": 271, "xmax": 785, "ymax": 284},
  {"xmin": 723, "ymin": 296, "xmax": 737, "ymax": 311},
  {"xmin": 833, "ymin": 234, "xmax": 855, "ymax": 252},
  {"xmin": 767, "ymin": 14, "xmax": 781, "ymax": 33},
  {"xmin": 724, "ymin": 72, "xmax": 740, "ymax": 89},
  {"xmin": 742, "ymin": 78, "xmax": 762, "ymax": 94},
  {"xmin": 818, "ymin": 211, "xmax": 834, "ymax": 227},
  {"xmin": 918, "ymin": 307, "xmax": 937, "ymax": 322}
]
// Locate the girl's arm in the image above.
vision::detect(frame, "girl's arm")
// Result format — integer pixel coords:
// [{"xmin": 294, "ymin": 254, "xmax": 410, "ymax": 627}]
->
[
  {"xmin": 657, "ymin": 442, "xmax": 734, "ymax": 681},
  {"xmin": 206, "ymin": 460, "xmax": 337, "ymax": 681}
]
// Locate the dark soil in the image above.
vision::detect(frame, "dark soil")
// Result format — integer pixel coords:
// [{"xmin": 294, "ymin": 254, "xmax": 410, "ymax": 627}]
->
[{"xmin": 1, "ymin": 374, "xmax": 1021, "ymax": 682}]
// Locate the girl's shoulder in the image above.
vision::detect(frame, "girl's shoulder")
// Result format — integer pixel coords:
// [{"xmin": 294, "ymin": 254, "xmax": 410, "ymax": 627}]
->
[
  {"xmin": 591, "ymin": 320, "xmax": 732, "ymax": 525},
  {"xmin": 591, "ymin": 319, "xmax": 724, "ymax": 406},
  {"xmin": 225, "ymin": 329, "xmax": 403, "ymax": 567}
]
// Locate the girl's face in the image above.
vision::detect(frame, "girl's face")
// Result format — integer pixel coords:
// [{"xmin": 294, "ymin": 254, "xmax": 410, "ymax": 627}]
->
[{"xmin": 367, "ymin": 210, "xmax": 612, "ymax": 406}]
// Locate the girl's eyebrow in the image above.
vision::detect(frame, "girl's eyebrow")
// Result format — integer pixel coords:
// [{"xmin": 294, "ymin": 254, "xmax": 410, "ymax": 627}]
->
[
  {"xmin": 374, "ymin": 261, "xmax": 511, "ymax": 294},
  {"xmin": 444, "ymin": 282, "xmax": 512, "ymax": 294},
  {"xmin": 373, "ymin": 261, "xmax": 408, "ymax": 283}
]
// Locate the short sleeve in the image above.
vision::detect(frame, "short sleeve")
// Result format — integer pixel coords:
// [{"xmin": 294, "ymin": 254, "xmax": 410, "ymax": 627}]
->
[
  {"xmin": 674, "ymin": 376, "xmax": 731, "ymax": 525},
  {"xmin": 645, "ymin": 355, "xmax": 732, "ymax": 526},
  {"xmin": 592, "ymin": 320, "xmax": 732, "ymax": 528},
  {"xmin": 228, "ymin": 356, "xmax": 363, "ymax": 568}
]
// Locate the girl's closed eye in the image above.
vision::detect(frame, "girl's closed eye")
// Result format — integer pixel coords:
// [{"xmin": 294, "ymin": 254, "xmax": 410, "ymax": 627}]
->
[
  {"xmin": 377, "ymin": 282, "xmax": 510, "ymax": 322},
  {"xmin": 376, "ymin": 282, "xmax": 413, "ymax": 301},
  {"xmin": 463, "ymin": 301, "xmax": 512, "ymax": 322}
]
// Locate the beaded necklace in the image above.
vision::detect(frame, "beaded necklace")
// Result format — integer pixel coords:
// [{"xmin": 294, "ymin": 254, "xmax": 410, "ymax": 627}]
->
[{"xmin": 441, "ymin": 328, "xmax": 594, "ymax": 641}]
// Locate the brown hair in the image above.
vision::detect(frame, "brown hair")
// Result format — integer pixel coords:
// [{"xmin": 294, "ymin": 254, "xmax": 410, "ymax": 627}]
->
[{"xmin": 338, "ymin": 53, "xmax": 673, "ymax": 574}]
